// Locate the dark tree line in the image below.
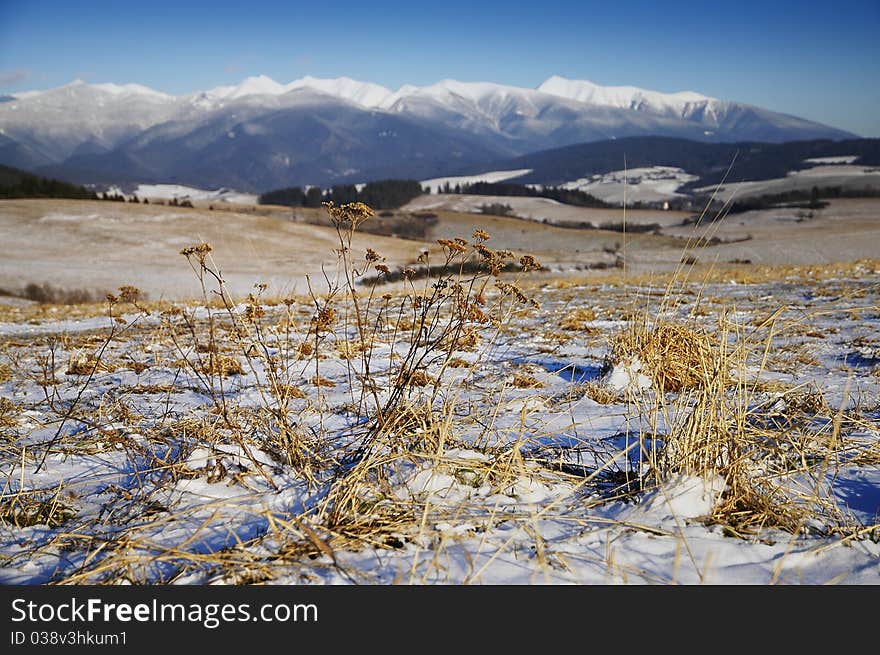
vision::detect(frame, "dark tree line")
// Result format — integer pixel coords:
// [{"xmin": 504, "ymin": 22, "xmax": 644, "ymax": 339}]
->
[
  {"xmin": 722, "ymin": 184, "xmax": 880, "ymax": 214},
  {"xmin": 444, "ymin": 181, "xmax": 611, "ymax": 208},
  {"xmin": 0, "ymin": 164, "xmax": 98, "ymax": 200},
  {"xmin": 259, "ymin": 179, "xmax": 426, "ymax": 210}
]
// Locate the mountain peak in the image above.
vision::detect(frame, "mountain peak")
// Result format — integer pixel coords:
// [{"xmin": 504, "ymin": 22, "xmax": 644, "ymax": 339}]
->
[
  {"xmin": 285, "ymin": 76, "xmax": 393, "ymax": 108},
  {"xmin": 206, "ymin": 75, "xmax": 286, "ymax": 99}
]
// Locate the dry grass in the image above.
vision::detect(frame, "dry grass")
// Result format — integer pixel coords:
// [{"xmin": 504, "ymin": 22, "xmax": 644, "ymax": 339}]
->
[
  {"xmin": 511, "ymin": 372, "xmax": 545, "ymax": 388},
  {"xmin": 580, "ymin": 381, "xmax": 620, "ymax": 405},
  {"xmin": 200, "ymin": 354, "xmax": 244, "ymax": 377},
  {"xmin": 606, "ymin": 318, "xmax": 723, "ymax": 393},
  {"xmin": 0, "ymin": 490, "xmax": 77, "ymax": 529},
  {"xmin": 558, "ymin": 308, "xmax": 599, "ymax": 331},
  {"xmin": 0, "ymin": 196, "xmax": 878, "ymax": 584},
  {"xmin": 66, "ymin": 352, "xmax": 117, "ymax": 375},
  {"xmin": 0, "ymin": 396, "xmax": 19, "ymax": 427}
]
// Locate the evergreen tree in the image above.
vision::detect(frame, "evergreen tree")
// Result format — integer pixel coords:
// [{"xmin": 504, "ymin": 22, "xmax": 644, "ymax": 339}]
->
[{"xmin": 304, "ymin": 187, "xmax": 324, "ymax": 207}]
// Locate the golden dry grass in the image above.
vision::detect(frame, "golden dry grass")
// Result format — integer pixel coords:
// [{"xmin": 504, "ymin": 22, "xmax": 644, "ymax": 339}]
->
[{"xmin": 607, "ymin": 319, "xmax": 723, "ymax": 393}]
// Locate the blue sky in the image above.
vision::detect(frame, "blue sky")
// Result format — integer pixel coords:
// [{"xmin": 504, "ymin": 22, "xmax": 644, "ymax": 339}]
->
[{"xmin": 1, "ymin": 0, "xmax": 878, "ymax": 136}]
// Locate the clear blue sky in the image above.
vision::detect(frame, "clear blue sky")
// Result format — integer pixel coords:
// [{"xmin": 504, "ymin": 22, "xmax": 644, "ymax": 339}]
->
[{"xmin": 1, "ymin": 0, "xmax": 877, "ymax": 136}]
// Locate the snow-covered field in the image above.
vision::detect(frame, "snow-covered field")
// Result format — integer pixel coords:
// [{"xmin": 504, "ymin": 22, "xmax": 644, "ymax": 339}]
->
[
  {"xmin": 558, "ymin": 166, "xmax": 699, "ymax": 205},
  {"xmin": 133, "ymin": 184, "xmax": 259, "ymax": 205},
  {"xmin": 419, "ymin": 169, "xmax": 533, "ymax": 194},
  {"xmin": 404, "ymin": 193, "xmax": 690, "ymax": 227},
  {"xmin": 695, "ymin": 163, "xmax": 880, "ymax": 202},
  {"xmin": 1, "ymin": 245, "xmax": 878, "ymax": 584}
]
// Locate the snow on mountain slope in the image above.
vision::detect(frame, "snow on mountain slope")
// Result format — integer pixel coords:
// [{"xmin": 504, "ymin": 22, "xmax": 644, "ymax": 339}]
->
[
  {"xmin": 0, "ymin": 80, "xmax": 183, "ymax": 163},
  {"xmin": 286, "ymin": 76, "xmax": 393, "ymax": 108},
  {"xmin": 420, "ymin": 168, "xmax": 533, "ymax": 193},
  {"xmin": 203, "ymin": 74, "xmax": 287, "ymax": 100},
  {"xmin": 538, "ymin": 75, "xmax": 724, "ymax": 119},
  {"xmin": 0, "ymin": 74, "xmax": 858, "ymax": 189},
  {"xmin": 538, "ymin": 75, "xmax": 716, "ymax": 117}
]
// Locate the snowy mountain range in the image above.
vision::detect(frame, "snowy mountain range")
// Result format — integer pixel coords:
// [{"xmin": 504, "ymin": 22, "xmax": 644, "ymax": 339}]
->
[{"xmin": 0, "ymin": 74, "xmax": 856, "ymax": 191}]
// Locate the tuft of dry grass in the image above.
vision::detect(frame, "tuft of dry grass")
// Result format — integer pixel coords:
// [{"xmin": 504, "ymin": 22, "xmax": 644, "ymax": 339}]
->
[
  {"xmin": 580, "ymin": 381, "xmax": 620, "ymax": 405},
  {"xmin": 0, "ymin": 396, "xmax": 19, "ymax": 427},
  {"xmin": 201, "ymin": 354, "xmax": 244, "ymax": 377},
  {"xmin": 66, "ymin": 352, "xmax": 116, "ymax": 375},
  {"xmin": 558, "ymin": 308, "xmax": 598, "ymax": 331},
  {"xmin": 0, "ymin": 490, "xmax": 77, "ymax": 529},
  {"xmin": 511, "ymin": 372, "xmax": 545, "ymax": 389},
  {"xmin": 606, "ymin": 319, "xmax": 723, "ymax": 393}
]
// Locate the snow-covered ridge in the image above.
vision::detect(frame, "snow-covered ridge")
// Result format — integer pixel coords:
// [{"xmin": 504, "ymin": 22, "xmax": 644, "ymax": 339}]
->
[
  {"xmin": 11, "ymin": 74, "xmax": 722, "ymax": 114},
  {"xmin": 538, "ymin": 75, "xmax": 716, "ymax": 114}
]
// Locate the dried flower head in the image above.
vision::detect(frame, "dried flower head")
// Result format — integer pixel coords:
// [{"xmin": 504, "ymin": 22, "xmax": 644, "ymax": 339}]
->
[
  {"xmin": 180, "ymin": 243, "xmax": 213, "ymax": 257},
  {"xmin": 520, "ymin": 255, "xmax": 542, "ymax": 272},
  {"xmin": 323, "ymin": 201, "xmax": 374, "ymax": 229},
  {"xmin": 438, "ymin": 238, "xmax": 468, "ymax": 254}
]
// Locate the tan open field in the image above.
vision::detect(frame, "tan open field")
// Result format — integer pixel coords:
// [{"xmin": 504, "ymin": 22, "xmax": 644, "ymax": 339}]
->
[
  {"xmin": 1, "ymin": 196, "xmax": 878, "ymax": 302},
  {"xmin": 0, "ymin": 199, "xmax": 434, "ymax": 301}
]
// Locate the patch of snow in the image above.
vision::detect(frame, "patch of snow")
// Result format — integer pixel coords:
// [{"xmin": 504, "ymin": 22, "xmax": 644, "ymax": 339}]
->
[
  {"xmin": 602, "ymin": 357, "xmax": 653, "ymax": 392},
  {"xmin": 560, "ymin": 166, "xmax": 698, "ymax": 204},
  {"xmin": 626, "ymin": 474, "xmax": 727, "ymax": 522},
  {"xmin": 134, "ymin": 184, "xmax": 258, "ymax": 205},
  {"xmin": 804, "ymin": 155, "xmax": 858, "ymax": 165},
  {"xmin": 420, "ymin": 169, "xmax": 533, "ymax": 193}
]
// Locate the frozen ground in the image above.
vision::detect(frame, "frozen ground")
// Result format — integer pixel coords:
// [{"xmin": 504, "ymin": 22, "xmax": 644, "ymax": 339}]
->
[
  {"xmin": 0, "ymin": 253, "xmax": 878, "ymax": 584},
  {"xmin": 557, "ymin": 166, "xmax": 699, "ymax": 205},
  {"xmin": 133, "ymin": 184, "xmax": 259, "ymax": 205}
]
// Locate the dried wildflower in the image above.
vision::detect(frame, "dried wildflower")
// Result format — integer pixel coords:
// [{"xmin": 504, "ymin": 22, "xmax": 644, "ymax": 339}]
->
[
  {"xmin": 466, "ymin": 304, "xmax": 490, "ymax": 323},
  {"xmin": 402, "ymin": 267, "xmax": 417, "ymax": 279},
  {"xmin": 311, "ymin": 306, "xmax": 335, "ymax": 332},
  {"xmin": 365, "ymin": 248, "xmax": 381, "ymax": 263},
  {"xmin": 495, "ymin": 281, "xmax": 530, "ymax": 304},
  {"xmin": 475, "ymin": 244, "xmax": 493, "ymax": 260},
  {"xmin": 520, "ymin": 255, "xmax": 542, "ymax": 272},
  {"xmin": 118, "ymin": 285, "xmax": 142, "ymax": 304},
  {"xmin": 375, "ymin": 264, "xmax": 390, "ymax": 275},
  {"xmin": 244, "ymin": 304, "xmax": 266, "ymax": 321},
  {"xmin": 438, "ymin": 238, "xmax": 468, "ymax": 254},
  {"xmin": 473, "ymin": 229, "xmax": 490, "ymax": 242},
  {"xmin": 180, "ymin": 243, "xmax": 213, "ymax": 257},
  {"xmin": 323, "ymin": 201, "xmax": 374, "ymax": 229}
]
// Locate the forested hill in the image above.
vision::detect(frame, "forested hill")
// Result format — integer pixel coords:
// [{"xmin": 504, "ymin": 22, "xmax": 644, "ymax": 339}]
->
[
  {"xmin": 483, "ymin": 137, "xmax": 880, "ymax": 189},
  {"xmin": 0, "ymin": 164, "xmax": 98, "ymax": 200}
]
